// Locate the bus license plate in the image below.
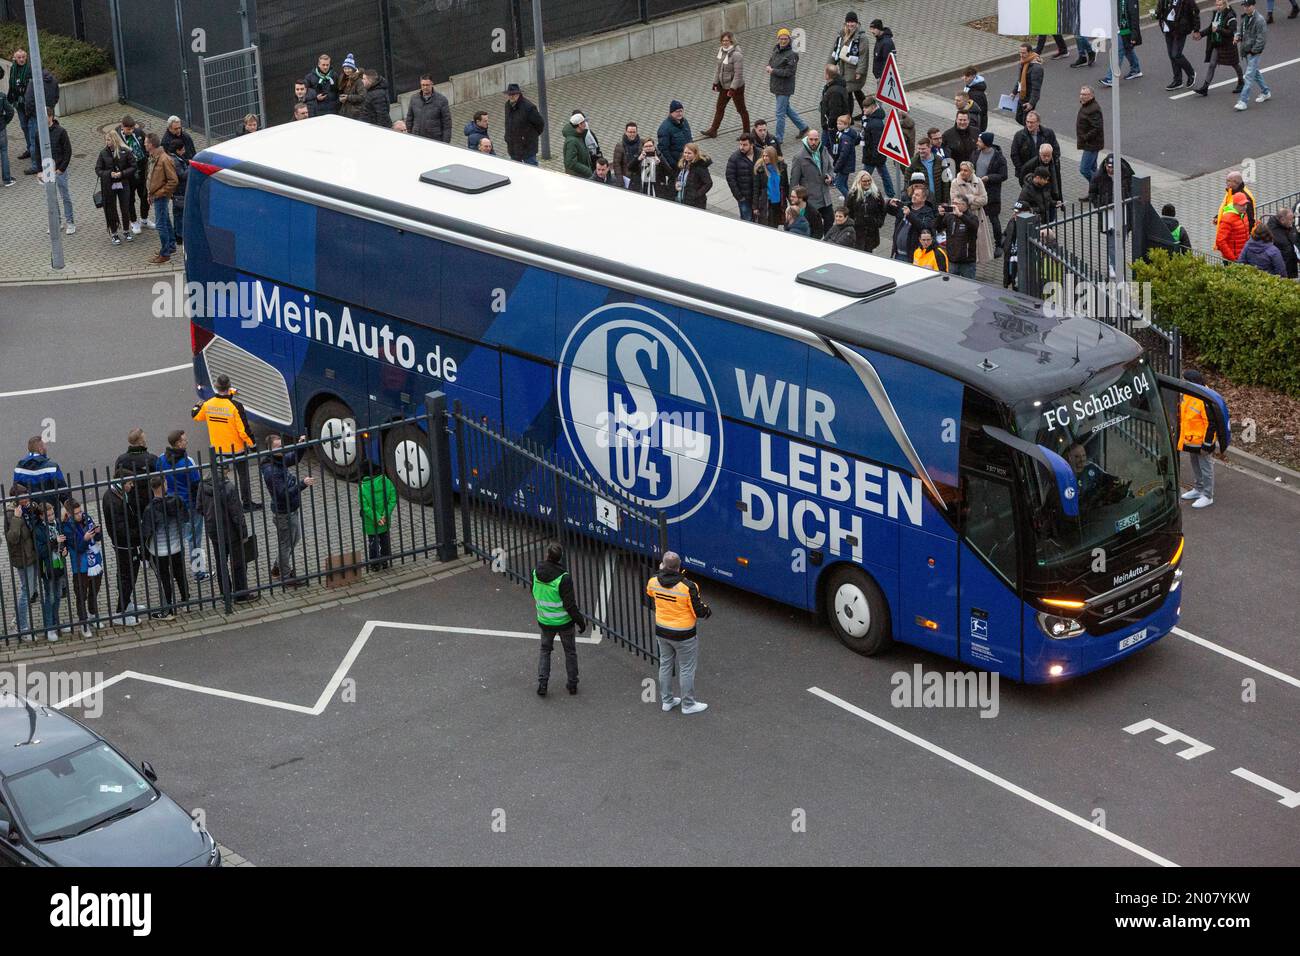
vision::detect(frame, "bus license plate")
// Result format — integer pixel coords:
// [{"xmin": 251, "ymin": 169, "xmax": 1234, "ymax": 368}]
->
[{"xmin": 1118, "ymin": 629, "xmax": 1148, "ymax": 651}]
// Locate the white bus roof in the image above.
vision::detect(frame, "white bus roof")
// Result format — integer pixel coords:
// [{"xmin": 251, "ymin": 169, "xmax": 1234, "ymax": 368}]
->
[{"xmin": 201, "ymin": 114, "xmax": 929, "ymax": 322}]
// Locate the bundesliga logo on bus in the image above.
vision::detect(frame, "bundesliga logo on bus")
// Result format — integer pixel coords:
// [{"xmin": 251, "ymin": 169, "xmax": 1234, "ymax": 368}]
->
[{"xmin": 557, "ymin": 304, "xmax": 724, "ymax": 523}]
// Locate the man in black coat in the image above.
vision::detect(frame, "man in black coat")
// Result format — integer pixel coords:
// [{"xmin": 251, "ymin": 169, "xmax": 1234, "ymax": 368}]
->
[
  {"xmin": 973, "ymin": 131, "xmax": 1008, "ymax": 248},
  {"xmin": 941, "ymin": 111, "xmax": 979, "ymax": 169},
  {"xmin": 1266, "ymin": 208, "xmax": 1299, "ymax": 279},
  {"xmin": 304, "ymin": 53, "xmax": 340, "ymax": 116},
  {"xmin": 199, "ymin": 470, "xmax": 253, "ymax": 604},
  {"xmin": 405, "ymin": 74, "xmax": 452, "ymax": 142},
  {"xmin": 359, "ymin": 70, "xmax": 391, "ymax": 127},
  {"xmin": 1013, "ymin": 44, "xmax": 1044, "ymax": 126},
  {"xmin": 21, "ymin": 67, "xmax": 57, "ymax": 175},
  {"xmin": 1155, "ymin": 0, "xmax": 1201, "ymax": 90},
  {"xmin": 819, "ymin": 65, "xmax": 852, "ymax": 142},
  {"xmin": 869, "ymin": 20, "xmax": 896, "ymax": 81},
  {"xmin": 1010, "ymin": 112, "xmax": 1060, "ymax": 182},
  {"xmin": 1013, "ymin": 166, "xmax": 1054, "ymax": 223},
  {"xmin": 726, "ymin": 133, "xmax": 758, "ymax": 221},
  {"xmin": 504, "ymin": 83, "xmax": 545, "ymax": 165}
]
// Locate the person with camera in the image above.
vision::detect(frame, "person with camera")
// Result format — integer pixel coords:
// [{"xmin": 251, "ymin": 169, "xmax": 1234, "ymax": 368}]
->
[
  {"xmin": 886, "ymin": 176, "xmax": 938, "ymax": 262},
  {"xmin": 645, "ymin": 552, "xmax": 712, "ymax": 715},
  {"xmin": 633, "ymin": 137, "xmax": 673, "ymax": 198},
  {"xmin": 939, "ymin": 195, "xmax": 979, "ymax": 278}
]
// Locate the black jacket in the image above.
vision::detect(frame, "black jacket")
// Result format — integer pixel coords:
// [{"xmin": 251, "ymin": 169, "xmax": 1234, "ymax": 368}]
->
[
  {"xmin": 114, "ymin": 445, "xmax": 157, "ymax": 516},
  {"xmin": 35, "ymin": 120, "xmax": 72, "ymax": 173},
  {"xmin": 845, "ymin": 187, "xmax": 886, "ymax": 250},
  {"xmin": 941, "ymin": 210, "xmax": 980, "ymax": 263},
  {"xmin": 677, "ymin": 158, "xmax": 713, "ymax": 209},
  {"xmin": 819, "ymin": 77, "xmax": 852, "ymax": 132},
  {"xmin": 406, "ymin": 89, "xmax": 452, "ymax": 142},
  {"xmin": 1076, "ymin": 99, "xmax": 1104, "ymax": 152},
  {"xmin": 1010, "ymin": 125, "xmax": 1061, "ymax": 182},
  {"xmin": 871, "ymin": 29, "xmax": 896, "ymax": 79},
  {"xmin": 1156, "ymin": 0, "xmax": 1200, "ymax": 37},
  {"xmin": 304, "ymin": 68, "xmax": 340, "ymax": 115},
  {"xmin": 965, "ymin": 77, "xmax": 989, "ymax": 123},
  {"xmin": 768, "ymin": 43, "xmax": 799, "ymax": 96},
  {"xmin": 823, "ymin": 222, "xmax": 857, "ymax": 248},
  {"xmin": 1160, "ymin": 214, "xmax": 1193, "ymax": 254},
  {"xmin": 360, "ymin": 77, "xmax": 391, "ymax": 127},
  {"xmin": 95, "ymin": 146, "xmax": 136, "ymax": 195},
  {"xmin": 161, "ymin": 128, "xmax": 197, "ymax": 159},
  {"xmin": 504, "ymin": 95, "xmax": 545, "ymax": 160},
  {"xmin": 725, "ymin": 148, "xmax": 756, "ymax": 203},
  {"xmin": 1266, "ymin": 215, "xmax": 1299, "ymax": 278},
  {"xmin": 102, "ymin": 486, "xmax": 141, "ymax": 550},
  {"xmin": 1015, "ymin": 60, "xmax": 1044, "ymax": 112},
  {"xmin": 260, "ymin": 449, "xmax": 308, "ymax": 515},
  {"xmin": 533, "ymin": 559, "xmax": 587, "ymax": 631},
  {"xmin": 976, "ymin": 145, "xmax": 1008, "ymax": 209},
  {"xmin": 22, "ymin": 68, "xmax": 57, "ymax": 116},
  {"xmin": 888, "ymin": 198, "xmax": 938, "ymax": 260},
  {"xmin": 198, "ymin": 477, "xmax": 247, "ymax": 546},
  {"xmin": 1088, "ymin": 154, "xmax": 1136, "ymax": 213},
  {"xmin": 1013, "ymin": 180, "xmax": 1053, "ymax": 222},
  {"xmin": 941, "ymin": 124, "xmax": 978, "ymax": 168}
]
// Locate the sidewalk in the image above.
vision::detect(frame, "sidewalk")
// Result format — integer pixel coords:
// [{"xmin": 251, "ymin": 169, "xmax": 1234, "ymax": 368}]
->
[{"xmin": 1, "ymin": 104, "xmax": 202, "ymax": 284}]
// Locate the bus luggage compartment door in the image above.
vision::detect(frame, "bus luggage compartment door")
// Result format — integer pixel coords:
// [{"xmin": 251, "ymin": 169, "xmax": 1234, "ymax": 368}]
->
[{"xmin": 897, "ymin": 525, "xmax": 959, "ymax": 658}]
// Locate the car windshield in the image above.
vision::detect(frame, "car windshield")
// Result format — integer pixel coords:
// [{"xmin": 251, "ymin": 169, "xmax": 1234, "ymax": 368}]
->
[
  {"xmin": 1014, "ymin": 359, "xmax": 1176, "ymax": 567},
  {"xmin": 6, "ymin": 742, "xmax": 156, "ymax": 841}
]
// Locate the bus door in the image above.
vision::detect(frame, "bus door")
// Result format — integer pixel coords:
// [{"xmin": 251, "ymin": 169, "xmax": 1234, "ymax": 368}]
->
[{"xmin": 957, "ymin": 391, "xmax": 1024, "ymax": 679}]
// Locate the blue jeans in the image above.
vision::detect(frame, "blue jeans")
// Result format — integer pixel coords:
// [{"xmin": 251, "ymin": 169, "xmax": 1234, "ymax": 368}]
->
[
  {"xmin": 737, "ymin": 198, "xmax": 753, "ymax": 222},
  {"xmin": 42, "ymin": 575, "xmax": 66, "ymax": 631},
  {"xmin": 1080, "ymin": 150, "xmax": 1098, "ymax": 185},
  {"xmin": 1077, "ymin": 36, "xmax": 1093, "ymax": 57},
  {"xmin": 773, "ymin": 94, "xmax": 808, "ymax": 143},
  {"xmin": 518, "ymin": 154, "xmax": 538, "ymax": 166},
  {"xmin": 0, "ymin": 130, "xmax": 10, "ymax": 182},
  {"xmin": 657, "ymin": 634, "xmax": 699, "ymax": 707},
  {"xmin": 183, "ymin": 512, "xmax": 205, "ymax": 577},
  {"xmin": 15, "ymin": 564, "xmax": 39, "ymax": 634},
  {"xmin": 832, "ymin": 173, "xmax": 849, "ymax": 199},
  {"xmin": 55, "ymin": 170, "xmax": 73, "ymax": 223},
  {"xmin": 864, "ymin": 162, "xmax": 895, "ymax": 198},
  {"xmin": 1103, "ymin": 36, "xmax": 1141, "ymax": 80},
  {"xmin": 1239, "ymin": 54, "xmax": 1270, "ymax": 104},
  {"xmin": 26, "ymin": 116, "xmax": 39, "ymax": 171},
  {"xmin": 153, "ymin": 198, "xmax": 176, "ymax": 255},
  {"xmin": 951, "ymin": 261, "xmax": 977, "ymax": 279}
]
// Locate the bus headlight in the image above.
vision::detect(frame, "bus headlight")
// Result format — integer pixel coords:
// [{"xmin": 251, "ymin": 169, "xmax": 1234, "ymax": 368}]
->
[{"xmin": 1038, "ymin": 611, "xmax": 1086, "ymax": 639}]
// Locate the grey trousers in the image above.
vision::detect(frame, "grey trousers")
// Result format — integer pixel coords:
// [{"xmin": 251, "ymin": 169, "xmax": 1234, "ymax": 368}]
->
[
  {"xmin": 538, "ymin": 624, "xmax": 579, "ymax": 687},
  {"xmin": 273, "ymin": 511, "xmax": 302, "ymax": 577},
  {"xmin": 1187, "ymin": 450, "xmax": 1214, "ymax": 498},
  {"xmin": 657, "ymin": 635, "xmax": 699, "ymax": 707}
]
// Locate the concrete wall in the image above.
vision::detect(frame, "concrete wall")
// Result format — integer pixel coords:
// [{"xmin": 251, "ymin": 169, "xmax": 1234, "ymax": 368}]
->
[{"xmin": 0, "ymin": 56, "xmax": 119, "ymax": 117}]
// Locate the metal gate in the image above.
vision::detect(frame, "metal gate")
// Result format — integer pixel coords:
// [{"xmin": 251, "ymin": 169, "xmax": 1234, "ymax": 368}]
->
[
  {"xmin": 199, "ymin": 45, "xmax": 267, "ymax": 140},
  {"xmin": 447, "ymin": 402, "xmax": 667, "ymax": 663}
]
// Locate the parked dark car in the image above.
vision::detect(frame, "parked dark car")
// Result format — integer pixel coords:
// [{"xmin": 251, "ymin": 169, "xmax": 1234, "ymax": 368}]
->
[{"xmin": 0, "ymin": 693, "xmax": 219, "ymax": 866}]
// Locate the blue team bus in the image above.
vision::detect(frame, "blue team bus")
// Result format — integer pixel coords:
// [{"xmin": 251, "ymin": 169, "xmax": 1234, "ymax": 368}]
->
[{"xmin": 183, "ymin": 115, "xmax": 1228, "ymax": 682}]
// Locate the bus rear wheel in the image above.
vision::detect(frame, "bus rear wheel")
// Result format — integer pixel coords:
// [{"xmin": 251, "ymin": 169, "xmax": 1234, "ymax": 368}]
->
[
  {"xmin": 310, "ymin": 399, "xmax": 361, "ymax": 480},
  {"xmin": 825, "ymin": 566, "xmax": 893, "ymax": 656},
  {"xmin": 384, "ymin": 423, "xmax": 434, "ymax": 505}
]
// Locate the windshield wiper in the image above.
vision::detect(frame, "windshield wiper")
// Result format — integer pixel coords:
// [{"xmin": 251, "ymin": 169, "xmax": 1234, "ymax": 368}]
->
[{"xmin": 67, "ymin": 803, "xmax": 142, "ymax": 838}]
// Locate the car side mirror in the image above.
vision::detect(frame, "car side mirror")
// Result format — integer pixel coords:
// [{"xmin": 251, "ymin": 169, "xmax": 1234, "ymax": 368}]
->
[
  {"xmin": 141, "ymin": 760, "xmax": 158, "ymax": 783},
  {"xmin": 6, "ymin": 826, "xmax": 19, "ymax": 845}
]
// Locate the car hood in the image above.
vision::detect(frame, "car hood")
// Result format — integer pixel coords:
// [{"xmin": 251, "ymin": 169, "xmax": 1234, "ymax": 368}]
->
[{"xmin": 38, "ymin": 795, "xmax": 210, "ymax": 867}]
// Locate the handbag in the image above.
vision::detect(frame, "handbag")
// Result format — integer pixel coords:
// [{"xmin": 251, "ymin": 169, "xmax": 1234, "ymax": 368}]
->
[
  {"xmin": 93, "ymin": 189, "xmax": 104, "ymax": 208},
  {"xmin": 241, "ymin": 534, "xmax": 257, "ymax": 563}
]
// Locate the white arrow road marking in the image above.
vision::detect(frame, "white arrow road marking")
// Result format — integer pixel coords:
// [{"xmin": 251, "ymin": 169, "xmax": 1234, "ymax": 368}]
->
[
  {"xmin": 809, "ymin": 686, "xmax": 1179, "ymax": 867},
  {"xmin": 53, "ymin": 621, "xmax": 600, "ymax": 716},
  {"xmin": 0, "ymin": 364, "xmax": 191, "ymax": 398}
]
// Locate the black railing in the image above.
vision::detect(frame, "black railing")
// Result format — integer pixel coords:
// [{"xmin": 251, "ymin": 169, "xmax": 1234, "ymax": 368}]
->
[
  {"xmin": 2, "ymin": 415, "xmax": 445, "ymax": 645},
  {"xmin": 447, "ymin": 399, "xmax": 667, "ymax": 664}
]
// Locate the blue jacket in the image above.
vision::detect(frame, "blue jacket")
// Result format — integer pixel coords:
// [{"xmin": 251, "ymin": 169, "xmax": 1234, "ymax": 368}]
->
[
  {"xmin": 157, "ymin": 447, "xmax": 202, "ymax": 507},
  {"xmin": 1237, "ymin": 237, "xmax": 1286, "ymax": 276},
  {"xmin": 61, "ymin": 513, "xmax": 103, "ymax": 575},
  {"xmin": 657, "ymin": 116, "xmax": 693, "ymax": 169},
  {"xmin": 14, "ymin": 453, "xmax": 67, "ymax": 502},
  {"xmin": 464, "ymin": 119, "xmax": 490, "ymax": 151},
  {"xmin": 786, "ymin": 215, "xmax": 812, "ymax": 236},
  {"xmin": 260, "ymin": 449, "xmax": 308, "ymax": 515},
  {"xmin": 831, "ymin": 127, "xmax": 861, "ymax": 176}
]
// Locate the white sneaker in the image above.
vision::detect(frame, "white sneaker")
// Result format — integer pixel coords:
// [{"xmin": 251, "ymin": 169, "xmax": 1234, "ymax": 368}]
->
[
  {"xmin": 1192, "ymin": 496, "xmax": 1214, "ymax": 508},
  {"xmin": 1256, "ymin": 91, "xmax": 1271, "ymax": 103},
  {"xmin": 65, "ymin": 222, "xmax": 76, "ymax": 235},
  {"xmin": 1181, "ymin": 489, "xmax": 1203, "ymax": 500},
  {"xmin": 661, "ymin": 696, "xmax": 681, "ymax": 712},
  {"xmin": 144, "ymin": 219, "xmax": 156, "ymax": 229},
  {"xmin": 80, "ymin": 625, "xmax": 93, "ymax": 638},
  {"xmin": 1234, "ymin": 101, "xmax": 1248, "ymax": 111},
  {"xmin": 681, "ymin": 701, "xmax": 709, "ymax": 715},
  {"xmin": 46, "ymin": 630, "xmax": 59, "ymax": 642},
  {"xmin": 123, "ymin": 614, "xmax": 138, "ymax": 626}
]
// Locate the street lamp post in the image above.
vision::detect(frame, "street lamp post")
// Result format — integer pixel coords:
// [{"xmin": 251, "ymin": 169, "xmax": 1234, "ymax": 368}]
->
[
  {"xmin": 25, "ymin": 0, "xmax": 64, "ymax": 270},
  {"xmin": 532, "ymin": 0, "xmax": 551, "ymax": 161}
]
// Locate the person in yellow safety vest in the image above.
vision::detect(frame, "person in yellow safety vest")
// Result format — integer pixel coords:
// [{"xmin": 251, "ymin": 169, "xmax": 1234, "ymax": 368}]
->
[
  {"xmin": 644, "ymin": 551, "xmax": 712, "ymax": 715},
  {"xmin": 191, "ymin": 373, "xmax": 260, "ymax": 511},
  {"xmin": 1177, "ymin": 368, "xmax": 1218, "ymax": 509},
  {"xmin": 1214, "ymin": 171, "xmax": 1256, "ymax": 232},
  {"xmin": 532, "ymin": 542, "xmax": 586, "ymax": 697}
]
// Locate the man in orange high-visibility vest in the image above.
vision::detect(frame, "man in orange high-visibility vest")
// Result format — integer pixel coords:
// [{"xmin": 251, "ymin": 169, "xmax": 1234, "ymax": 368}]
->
[
  {"xmin": 192, "ymin": 373, "xmax": 260, "ymax": 511},
  {"xmin": 1178, "ymin": 369, "xmax": 1218, "ymax": 509},
  {"xmin": 645, "ymin": 551, "xmax": 712, "ymax": 715}
]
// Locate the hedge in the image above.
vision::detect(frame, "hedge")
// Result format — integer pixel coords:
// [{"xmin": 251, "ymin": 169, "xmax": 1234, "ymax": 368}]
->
[
  {"xmin": 1134, "ymin": 249, "xmax": 1300, "ymax": 397},
  {"xmin": 0, "ymin": 22, "xmax": 112, "ymax": 84}
]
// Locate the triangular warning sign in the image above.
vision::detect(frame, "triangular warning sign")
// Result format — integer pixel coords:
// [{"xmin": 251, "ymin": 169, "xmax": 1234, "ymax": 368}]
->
[
  {"xmin": 876, "ymin": 107, "xmax": 911, "ymax": 167},
  {"xmin": 876, "ymin": 51, "xmax": 909, "ymax": 112}
]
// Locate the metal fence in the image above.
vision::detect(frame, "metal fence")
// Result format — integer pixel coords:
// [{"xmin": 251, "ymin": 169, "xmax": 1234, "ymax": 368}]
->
[
  {"xmin": 2, "ymin": 415, "xmax": 444, "ymax": 645},
  {"xmin": 1015, "ymin": 177, "xmax": 1182, "ymax": 378},
  {"xmin": 448, "ymin": 401, "xmax": 666, "ymax": 663},
  {"xmin": 199, "ymin": 44, "xmax": 268, "ymax": 141}
]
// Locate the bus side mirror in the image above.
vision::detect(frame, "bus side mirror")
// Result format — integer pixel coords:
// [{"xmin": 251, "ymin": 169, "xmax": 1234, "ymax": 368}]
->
[
  {"xmin": 981, "ymin": 426, "xmax": 1079, "ymax": 518},
  {"xmin": 1157, "ymin": 373, "xmax": 1231, "ymax": 452}
]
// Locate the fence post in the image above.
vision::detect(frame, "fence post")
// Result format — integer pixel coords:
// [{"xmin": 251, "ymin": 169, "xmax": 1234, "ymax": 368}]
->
[
  {"xmin": 453, "ymin": 401, "xmax": 472, "ymax": 556},
  {"xmin": 1131, "ymin": 175, "xmax": 1151, "ymax": 265},
  {"xmin": 424, "ymin": 391, "xmax": 458, "ymax": 563},
  {"xmin": 1014, "ymin": 211, "xmax": 1036, "ymax": 296},
  {"xmin": 211, "ymin": 450, "xmax": 235, "ymax": 614}
]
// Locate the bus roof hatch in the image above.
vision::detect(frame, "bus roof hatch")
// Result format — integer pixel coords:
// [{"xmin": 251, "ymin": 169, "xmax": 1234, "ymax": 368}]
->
[
  {"xmin": 796, "ymin": 263, "xmax": 896, "ymax": 300},
  {"xmin": 419, "ymin": 164, "xmax": 511, "ymax": 194}
]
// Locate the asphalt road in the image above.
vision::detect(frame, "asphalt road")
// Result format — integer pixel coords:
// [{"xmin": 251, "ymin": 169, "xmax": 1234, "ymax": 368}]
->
[
  {"xmin": 0, "ymin": 277, "xmax": 197, "ymax": 476},
  {"xmin": 13, "ymin": 460, "xmax": 1298, "ymax": 867},
  {"xmin": 971, "ymin": 17, "xmax": 1300, "ymax": 178}
]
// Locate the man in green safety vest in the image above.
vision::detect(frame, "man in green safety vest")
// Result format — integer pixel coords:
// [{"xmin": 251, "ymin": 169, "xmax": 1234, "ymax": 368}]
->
[{"xmin": 532, "ymin": 543, "xmax": 587, "ymax": 697}]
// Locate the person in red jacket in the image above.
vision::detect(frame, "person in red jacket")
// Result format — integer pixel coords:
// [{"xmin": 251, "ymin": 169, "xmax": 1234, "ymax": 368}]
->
[{"xmin": 1214, "ymin": 191, "xmax": 1250, "ymax": 261}]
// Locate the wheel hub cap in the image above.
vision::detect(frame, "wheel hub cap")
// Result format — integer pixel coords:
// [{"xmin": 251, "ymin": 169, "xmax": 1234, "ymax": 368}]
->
[{"xmin": 834, "ymin": 583, "xmax": 871, "ymax": 639}]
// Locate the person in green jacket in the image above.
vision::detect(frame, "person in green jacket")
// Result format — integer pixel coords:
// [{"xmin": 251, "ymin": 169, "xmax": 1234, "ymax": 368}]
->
[
  {"xmin": 532, "ymin": 542, "xmax": 587, "ymax": 697},
  {"xmin": 359, "ymin": 460, "xmax": 397, "ymax": 570},
  {"xmin": 562, "ymin": 112, "xmax": 594, "ymax": 178}
]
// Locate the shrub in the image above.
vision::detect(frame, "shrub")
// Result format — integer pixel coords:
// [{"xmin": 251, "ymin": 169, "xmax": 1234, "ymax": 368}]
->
[
  {"xmin": 0, "ymin": 22, "xmax": 113, "ymax": 84},
  {"xmin": 1134, "ymin": 249, "xmax": 1300, "ymax": 397}
]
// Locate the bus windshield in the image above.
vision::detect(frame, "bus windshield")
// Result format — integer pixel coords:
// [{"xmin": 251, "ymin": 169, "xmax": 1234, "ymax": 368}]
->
[{"xmin": 1014, "ymin": 360, "xmax": 1176, "ymax": 567}]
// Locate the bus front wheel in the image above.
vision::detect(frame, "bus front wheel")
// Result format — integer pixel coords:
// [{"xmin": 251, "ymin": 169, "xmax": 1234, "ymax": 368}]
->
[
  {"xmin": 825, "ymin": 566, "xmax": 893, "ymax": 657},
  {"xmin": 310, "ymin": 399, "xmax": 362, "ymax": 480},
  {"xmin": 384, "ymin": 423, "xmax": 434, "ymax": 505}
]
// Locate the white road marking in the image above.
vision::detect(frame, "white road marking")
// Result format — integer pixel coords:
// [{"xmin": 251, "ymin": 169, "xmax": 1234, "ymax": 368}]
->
[
  {"xmin": 588, "ymin": 552, "xmax": 615, "ymax": 646},
  {"xmin": 52, "ymin": 620, "xmax": 596, "ymax": 716},
  {"xmin": 1170, "ymin": 55, "xmax": 1300, "ymax": 99},
  {"xmin": 808, "ymin": 686, "xmax": 1179, "ymax": 868},
  {"xmin": 1230, "ymin": 768, "xmax": 1300, "ymax": 809},
  {"xmin": 0, "ymin": 364, "xmax": 191, "ymax": 399},
  {"xmin": 1172, "ymin": 626, "xmax": 1300, "ymax": 689}
]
